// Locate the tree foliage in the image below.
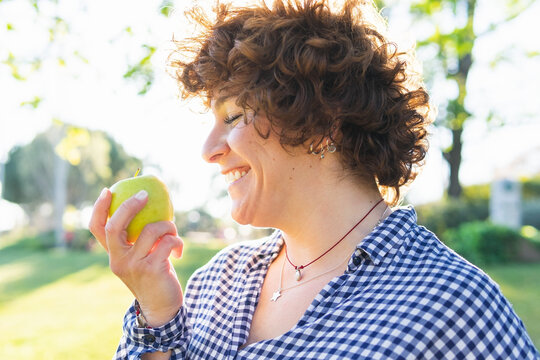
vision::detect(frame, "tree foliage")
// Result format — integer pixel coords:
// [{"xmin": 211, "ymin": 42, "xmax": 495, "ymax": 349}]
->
[
  {"xmin": 0, "ymin": 0, "xmax": 169, "ymax": 99},
  {"xmin": 382, "ymin": 0, "xmax": 536, "ymax": 198},
  {"xmin": 3, "ymin": 123, "xmax": 142, "ymax": 216},
  {"xmin": 174, "ymin": 207, "xmax": 220, "ymax": 237}
]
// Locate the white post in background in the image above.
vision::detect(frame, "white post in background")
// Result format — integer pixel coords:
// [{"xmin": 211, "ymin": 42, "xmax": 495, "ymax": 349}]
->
[
  {"xmin": 490, "ymin": 179, "xmax": 522, "ymax": 230},
  {"xmin": 51, "ymin": 121, "xmax": 69, "ymax": 249},
  {"xmin": 53, "ymin": 151, "xmax": 68, "ymax": 248}
]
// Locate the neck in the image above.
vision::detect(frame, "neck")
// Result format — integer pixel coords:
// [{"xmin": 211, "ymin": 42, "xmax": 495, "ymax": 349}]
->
[{"xmin": 278, "ymin": 179, "xmax": 386, "ymax": 270}]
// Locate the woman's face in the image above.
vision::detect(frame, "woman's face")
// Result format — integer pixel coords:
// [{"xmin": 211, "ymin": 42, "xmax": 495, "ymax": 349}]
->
[{"xmin": 202, "ymin": 96, "xmax": 310, "ymax": 227}]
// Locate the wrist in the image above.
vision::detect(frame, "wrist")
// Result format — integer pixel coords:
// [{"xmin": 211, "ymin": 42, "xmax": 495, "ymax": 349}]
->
[
  {"xmin": 135, "ymin": 301, "xmax": 153, "ymax": 328},
  {"xmin": 136, "ymin": 300, "xmax": 183, "ymax": 328}
]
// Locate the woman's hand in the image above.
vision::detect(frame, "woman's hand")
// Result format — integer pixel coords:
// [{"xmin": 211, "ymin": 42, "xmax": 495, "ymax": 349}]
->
[{"xmin": 89, "ymin": 188, "xmax": 184, "ymax": 327}]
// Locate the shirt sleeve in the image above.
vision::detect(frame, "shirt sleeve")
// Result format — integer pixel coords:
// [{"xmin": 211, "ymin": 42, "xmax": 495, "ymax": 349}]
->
[{"xmin": 114, "ymin": 301, "xmax": 190, "ymax": 360}]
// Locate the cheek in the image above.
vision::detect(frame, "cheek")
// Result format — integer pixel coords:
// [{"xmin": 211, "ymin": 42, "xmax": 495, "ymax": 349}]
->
[
  {"xmin": 229, "ymin": 127, "xmax": 266, "ymax": 158},
  {"xmin": 228, "ymin": 124, "xmax": 252, "ymax": 146}
]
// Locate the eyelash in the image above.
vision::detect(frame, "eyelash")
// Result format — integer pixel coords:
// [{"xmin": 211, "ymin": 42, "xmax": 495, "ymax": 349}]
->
[{"xmin": 224, "ymin": 114, "xmax": 243, "ymax": 125}]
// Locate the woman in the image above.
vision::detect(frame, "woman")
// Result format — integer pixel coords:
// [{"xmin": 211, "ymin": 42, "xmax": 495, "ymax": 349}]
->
[{"xmin": 89, "ymin": 0, "xmax": 539, "ymax": 359}]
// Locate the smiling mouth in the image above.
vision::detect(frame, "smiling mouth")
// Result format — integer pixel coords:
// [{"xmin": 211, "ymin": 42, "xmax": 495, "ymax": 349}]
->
[{"xmin": 225, "ymin": 168, "xmax": 251, "ymax": 184}]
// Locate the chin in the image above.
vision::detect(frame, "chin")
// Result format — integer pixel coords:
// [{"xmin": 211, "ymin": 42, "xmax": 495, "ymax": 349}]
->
[
  {"xmin": 231, "ymin": 209, "xmax": 275, "ymax": 230},
  {"xmin": 231, "ymin": 213, "xmax": 250, "ymax": 226},
  {"xmin": 229, "ymin": 194, "xmax": 274, "ymax": 228},
  {"xmin": 230, "ymin": 203, "xmax": 269, "ymax": 228},
  {"xmin": 230, "ymin": 202, "xmax": 253, "ymax": 226}
]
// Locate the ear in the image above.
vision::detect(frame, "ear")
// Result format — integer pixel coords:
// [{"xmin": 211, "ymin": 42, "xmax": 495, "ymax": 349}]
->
[
  {"xmin": 302, "ymin": 117, "xmax": 343, "ymax": 156},
  {"xmin": 329, "ymin": 120, "xmax": 343, "ymax": 144}
]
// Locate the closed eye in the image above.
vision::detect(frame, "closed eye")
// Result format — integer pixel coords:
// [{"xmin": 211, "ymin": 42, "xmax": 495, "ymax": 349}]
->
[{"xmin": 224, "ymin": 113, "xmax": 243, "ymax": 125}]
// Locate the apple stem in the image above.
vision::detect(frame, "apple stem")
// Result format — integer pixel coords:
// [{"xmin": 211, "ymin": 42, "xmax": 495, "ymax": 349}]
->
[{"xmin": 134, "ymin": 168, "xmax": 141, "ymax": 177}]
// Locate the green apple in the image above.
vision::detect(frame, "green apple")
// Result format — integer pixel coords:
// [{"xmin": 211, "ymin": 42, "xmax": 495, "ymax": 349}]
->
[{"xmin": 109, "ymin": 173, "xmax": 174, "ymax": 243}]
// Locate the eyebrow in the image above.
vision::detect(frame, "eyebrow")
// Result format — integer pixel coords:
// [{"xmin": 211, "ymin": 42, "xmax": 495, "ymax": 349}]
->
[{"xmin": 213, "ymin": 95, "xmax": 233, "ymax": 111}]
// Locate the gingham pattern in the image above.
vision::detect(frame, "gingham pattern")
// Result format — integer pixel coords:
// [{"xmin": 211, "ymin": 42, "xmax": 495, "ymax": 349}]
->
[{"xmin": 114, "ymin": 207, "xmax": 540, "ymax": 359}]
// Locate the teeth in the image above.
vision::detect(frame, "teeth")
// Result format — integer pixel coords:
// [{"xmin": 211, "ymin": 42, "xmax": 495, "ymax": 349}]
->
[{"xmin": 225, "ymin": 169, "xmax": 249, "ymax": 184}]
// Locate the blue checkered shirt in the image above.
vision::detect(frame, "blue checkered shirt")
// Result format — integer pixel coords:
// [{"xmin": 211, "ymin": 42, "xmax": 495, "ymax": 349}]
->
[{"xmin": 115, "ymin": 207, "xmax": 539, "ymax": 359}]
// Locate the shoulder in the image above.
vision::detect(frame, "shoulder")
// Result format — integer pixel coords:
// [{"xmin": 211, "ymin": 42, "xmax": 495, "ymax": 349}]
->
[
  {"xmin": 348, "ymin": 208, "xmax": 538, "ymax": 357},
  {"xmin": 398, "ymin": 217, "xmax": 504, "ymax": 306},
  {"xmin": 412, "ymin": 222, "xmax": 498, "ymax": 292},
  {"xmin": 393, "ymin": 219, "xmax": 538, "ymax": 356}
]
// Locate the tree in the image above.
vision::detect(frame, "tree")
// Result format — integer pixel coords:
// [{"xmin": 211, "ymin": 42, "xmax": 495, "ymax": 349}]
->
[
  {"xmin": 1, "ymin": 0, "xmax": 173, "ymax": 246},
  {"xmin": 0, "ymin": 0, "xmax": 169, "ymax": 99},
  {"xmin": 3, "ymin": 122, "xmax": 142, "ymax": 246},
  {"xmin": 174, "ymin": 207, "xmax": 220, "ymax": 237},
  {"xmin": 383, "ymin": 0, "xmax": 536, "ymax": 198}
]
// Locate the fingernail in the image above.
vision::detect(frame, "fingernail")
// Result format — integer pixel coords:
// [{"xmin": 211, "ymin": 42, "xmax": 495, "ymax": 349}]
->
[
  {"xmin": 99, "ymin": 188, "xmax": 108, "ymax": 199},
  {"xmin": 135, "ymin": 190, "xmax": 148, "ymax": 200}
]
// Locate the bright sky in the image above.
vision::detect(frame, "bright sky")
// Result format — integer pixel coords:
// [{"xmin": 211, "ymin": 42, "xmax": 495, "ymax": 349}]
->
[{"xmin": 1, "ymin": 0, "xmax": 539, "ymax": 224}]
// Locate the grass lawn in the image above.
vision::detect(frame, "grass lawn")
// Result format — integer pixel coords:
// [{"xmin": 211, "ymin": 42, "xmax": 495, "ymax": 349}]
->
[
  {"xmin": 1, "ymin": 237, "xmax": 539, "ymax": 359},
  {"xmin": 0, "ymin": 239, "xmax": 224, "ymax": 359},
  {"xmin": 484, "ymin": 263, "xmax": 540, "ymax": 347}
]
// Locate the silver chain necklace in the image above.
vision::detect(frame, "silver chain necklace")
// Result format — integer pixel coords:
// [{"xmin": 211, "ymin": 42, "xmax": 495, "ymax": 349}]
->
[
  {"xmin": 271, "ymin": 206, "xmax": 392, "ymax": 302},
  {"xmin": 271, "ymin": 251, "xmax": 351, "ymax": 302}
]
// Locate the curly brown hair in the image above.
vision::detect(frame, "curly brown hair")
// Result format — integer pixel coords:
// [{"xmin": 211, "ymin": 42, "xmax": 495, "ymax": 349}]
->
[{"xmin": 169, "ymin": 0, "xmax": 433, "ymax": 205}]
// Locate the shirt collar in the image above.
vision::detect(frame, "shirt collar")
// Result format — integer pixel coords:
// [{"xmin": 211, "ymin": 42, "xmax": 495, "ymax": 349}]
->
[
  {"xmin": 354, "ymin": 205, "xmax": 417, "ymax": 266},
  {"xmin": 256, "ymin": 229, "xmax": 283, "ymax": 258},
  {"xmin": 256, "ymin": 206, "xmax": 418, "ymax": 266}
]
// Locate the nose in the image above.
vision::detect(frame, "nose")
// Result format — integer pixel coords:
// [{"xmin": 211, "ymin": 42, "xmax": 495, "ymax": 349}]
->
[{"xmin": 202, "ymin": 125, "xmax": 230, "ymax": 163}]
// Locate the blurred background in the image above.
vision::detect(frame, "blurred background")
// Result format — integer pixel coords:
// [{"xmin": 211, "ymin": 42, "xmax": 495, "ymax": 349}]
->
[{"xmin": 1, "ymin": 0, "xmax": 539, "ymax": 358}]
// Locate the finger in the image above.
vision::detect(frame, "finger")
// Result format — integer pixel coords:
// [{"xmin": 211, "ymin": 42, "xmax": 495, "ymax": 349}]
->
[
  {"xmin": 172, "ymin": 238, "xmax": 184, "ymax": 259},
  {"xmin": 147, "ymin": 234, "xmax": 184, "ymax": 262},
  {"xmin": 131, "ymin": 221, "xmax": 178, "ymax": 259},
  {"xmin": 105, "ymin": 190, "xmax": 149, "ymax": 255},
  {"xmin": 88, "ymin": 188, "xmax": 111, "ymax": 251}
]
